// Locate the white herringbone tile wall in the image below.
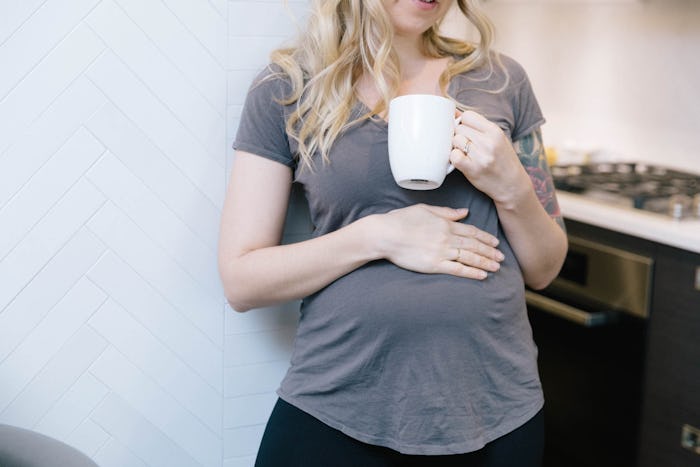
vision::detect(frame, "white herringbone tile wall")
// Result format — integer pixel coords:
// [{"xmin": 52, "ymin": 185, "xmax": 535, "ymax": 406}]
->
[
  {"xmin": 0, "ymin": 0, "xmax": 231, "ymax": 465},
  {"xmin": 1, "ymin": 1, "xmax": 312, "ymax": 466},
  {"xmin": 6, "ymin": 2, "xmax": 695, "ymax": 467}
]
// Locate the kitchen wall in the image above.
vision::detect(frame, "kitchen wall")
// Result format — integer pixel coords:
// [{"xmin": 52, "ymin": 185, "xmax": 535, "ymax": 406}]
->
[
  {"xmin": 1, "ymin": 1, "xmax": 697, "ymax": 467},
  {"xmin": 0, "ymin": 0, "xmax": 227, "ymax": 466},
  {"xmin": 0, "ymin": 0, "xmax": 305, "ymax": 465},
  {"xmin": 478, "ymin": 0, "xmax": 700, "ymax": 171}
]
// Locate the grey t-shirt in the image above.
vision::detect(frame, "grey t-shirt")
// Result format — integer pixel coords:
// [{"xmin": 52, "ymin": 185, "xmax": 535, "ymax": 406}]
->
[{"xmin": 234, "ymin": 53, "xmax": 546, "ymax": 455}]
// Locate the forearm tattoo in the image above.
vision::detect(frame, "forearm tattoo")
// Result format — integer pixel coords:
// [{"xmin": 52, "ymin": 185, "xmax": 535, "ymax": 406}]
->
[{"xmin": 513, "ymin": 129, "xmax": 566, "ymax": 232}]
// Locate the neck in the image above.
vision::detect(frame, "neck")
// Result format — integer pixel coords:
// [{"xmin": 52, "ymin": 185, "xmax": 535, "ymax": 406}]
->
[{"xmin": 392, "ymin": 33, "xmax": 428, "ymax": 73}]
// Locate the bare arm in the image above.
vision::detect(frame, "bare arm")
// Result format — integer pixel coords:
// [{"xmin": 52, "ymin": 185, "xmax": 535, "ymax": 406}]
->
[
  {"xmin": 218, "ymin": 151, "xmax": 505, "ymax": 312},
  {"xmin": 496, "ymin": 129, "xmax": 567, "ymax": 289},
  {"xmin": 451, "ymin": 113, "xmax": 567, "ymax": 289},
  {"xmin": 511, "ymin": 129, "xmax": 565, "ymax": 234},
  {"xmin": 218, "ymin": 152, "xmax": 378, "ymax": 312}
]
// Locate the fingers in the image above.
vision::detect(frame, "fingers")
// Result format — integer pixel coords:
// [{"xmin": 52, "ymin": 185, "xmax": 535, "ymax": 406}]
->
[
  {"xmin": 453, "ymin": 110, "xmax": 500, "ymax": 162},
  {"xmin": 454, "ymin": 122, "xmax": 482, "ymax": 143},
  {"xmin": 450, "ymin": 222, "xmax": 499, "ymax": 248},
  {"xmin": 390, "ymin": 203, "xmax": 505, "ymax": 280},
  {"xmin": 457, "ymin": 110, "xmax": 494, "ymax": 133},
  {"xmin": 450, "ymin": 148, "xmax": 470, "ymax": 172},
  {"xmin": 453, "ymin": 133, "xmax": 478, "ymax": 154},
  {"xmin": 436, "ymin": 260, "xmax": 491, "ymax": 280},
  {"xmin": 451, "ymin": 126, "xmax": 481, "ymax": 171},
  {"xmin": 452, "ymin": 241, "xmax": 502, "ymax": 270},
  {"xmin": 454, "ymin": 239, "xmax": 503, "ymax": 263},
  {"xmin": 447, "ymin": 223, "xmax": 504, "ymax": 278}
]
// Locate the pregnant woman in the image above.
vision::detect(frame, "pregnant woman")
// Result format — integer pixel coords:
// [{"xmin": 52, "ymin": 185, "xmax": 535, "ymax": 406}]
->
[{"xmin": 218, "ymin": 0, "xmax": 567, "ymax": 465}]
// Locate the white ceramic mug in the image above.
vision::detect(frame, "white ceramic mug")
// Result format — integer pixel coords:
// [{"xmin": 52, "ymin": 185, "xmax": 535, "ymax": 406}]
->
[{"xmin": 388, "ymin": 94, "xmax": 456, "ymax": 190}]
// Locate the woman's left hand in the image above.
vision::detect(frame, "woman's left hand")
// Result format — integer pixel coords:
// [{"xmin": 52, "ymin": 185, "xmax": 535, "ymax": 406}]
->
[{"xmin": 451, "ymin": 111, "xmax": 530, "ymax": 206}]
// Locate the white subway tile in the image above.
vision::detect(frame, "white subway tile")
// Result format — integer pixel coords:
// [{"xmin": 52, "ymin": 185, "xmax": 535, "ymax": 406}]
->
[
  {"xmin": 225, "ymin": 327, "xmax": 296, "ymax": 367},
  {"xmin": 0, "ymin": 227, "xmax": 105, "ymax": 362},
  {"xmin": 86, "ymin": 152, "xmax": 221, "ymax": 295},
  {"xmin": 229, "ymin": 1, "xmax": 308, "ymax": 37},
  {"xmin": 0, "ymin": 179, "xmax": 105, "ymax": 311},
  {"xmin": 0, "ymin": 76, "xmax": 105, "ymax": 208},
  {"xmin": 94, "ymin": 437, "xmax": 149, "ymax": 467},
  {"xmin": 0, "ymin": 278, "xmax": 106, "ymax": 414},
  {"xmin": 0, "ymin": 327, "xmax": 108, "ymax": 427},
  {"xmin": 163, "ymin": 0, "xmax": 228, "ymax": 66},
  {"xmin": 0, "ymin": 0, "xmax": 46, "ymax": 44},
  {"xmin": 0, "ymin": 127, "xmax": 104, "ymax": 258},
  {"xmin": 89, "ymin": 299, "xmax": 221, "ymax": 433},
  {"xmin": 0, "ymin": 0, "xmax": 100, "ymax": 99},
  {"xmin": 87, "ymin": 202, "xmax": 223, "ymax": 347},
  {"xmin": 227, "ymin": 36, "xmax": 285, "ymax": 70},
  {"xmin": 89, "ymin": 0, "xmax": 227, "ymax": 146},
  {"xmin": 85, "ymin": 103, "xmax": 220, "ymax": 250},
  {"xmin": 118, "ymin": 0, "xmax": 226, "ymax": 109},
  {"xmin": 87, "ymin": 251, "xmax": 223, "ymax": 392},
  {"xmin": 227, "ymin": 69, "xmax": 259, "ymax": 105},
  {"xmin": 92, "ymin": 393, "xmax": 202, "ymax": 467},
  {"xmin": 224, "ymin": 424, "xmax": 265, "ymax": 458},
  {"xmin": 228, "ymin": 104, "xmax": 243, "ymax": 139},
  {"xmin": 90, "ymin": 348, "xmax": 222, "ymax": 467},
  {"xmin": 223, "ymin": 456, "xmax": 256, "ymax": 467},
  {"xmin": 0, "ymin": 24, "xmax": 104, "ymax": 154},
  {"xmin": 210, "ymin": 0, "xmax": 227, "ymax": 18},
  {"xmin": 86, "ymin": 50, "xmax": 225, "ymax": 209},
  {"xmin": 68, "ymin": 419, "xmax": 110, "ymax": 458},
  {"xmin": 224, "ymin": 393, "xmax": 276, "ymax": 428},
  {"xmin": 35, "ymin": 373, "xmax": 109, "ymax": 440},
  {"xmin": 224, "ymin": 360, "xmax": 289, "ymax": 397}
]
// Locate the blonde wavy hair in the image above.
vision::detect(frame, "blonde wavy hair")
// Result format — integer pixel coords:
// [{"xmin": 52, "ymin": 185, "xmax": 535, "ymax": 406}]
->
[{"xmin": 269, "ymin": 0, "xmax": 497, "ymax": 171}]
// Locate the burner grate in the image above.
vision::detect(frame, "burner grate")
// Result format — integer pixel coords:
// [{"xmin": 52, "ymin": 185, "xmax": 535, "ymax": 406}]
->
[{"xmin": 551, "ymin": 163, "xmax": 700, "ymax": 219}]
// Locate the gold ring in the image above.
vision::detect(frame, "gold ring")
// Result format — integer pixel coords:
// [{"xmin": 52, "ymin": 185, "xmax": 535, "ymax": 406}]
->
[{"xmin": 462, "ymin": 138, "xmax": 472, "ymax": 156}]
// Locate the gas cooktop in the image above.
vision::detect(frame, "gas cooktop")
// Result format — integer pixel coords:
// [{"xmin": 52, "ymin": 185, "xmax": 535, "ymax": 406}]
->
[{"xmin": 551, "ymin": 162, "xmax": 700, "ymax": 220}]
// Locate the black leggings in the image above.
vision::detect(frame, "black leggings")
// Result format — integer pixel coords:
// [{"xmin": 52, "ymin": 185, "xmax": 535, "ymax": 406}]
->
[{"xmin": 255, "ymin": 399, "xmax": 544, "ymax": 467}]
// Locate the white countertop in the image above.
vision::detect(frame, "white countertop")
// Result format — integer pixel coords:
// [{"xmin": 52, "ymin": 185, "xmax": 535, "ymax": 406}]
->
[{"xmin": 558, "ymin": 192, "xmax": 700, "ymax": 254}]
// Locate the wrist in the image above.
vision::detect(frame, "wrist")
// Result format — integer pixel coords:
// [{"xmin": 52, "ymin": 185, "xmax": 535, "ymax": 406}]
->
[
  {"xmin": 353, "ymin": 214, "xmax": 389, "ymax": 262},
  {"xmin": 492, "ymin": 171, "xmax": 533, "ymax": 211}
]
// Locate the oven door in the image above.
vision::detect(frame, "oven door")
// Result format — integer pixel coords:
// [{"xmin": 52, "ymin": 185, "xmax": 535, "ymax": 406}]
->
[{"xmin": 526, "ymin": 236, "xmax": 653, "ymax": 467}]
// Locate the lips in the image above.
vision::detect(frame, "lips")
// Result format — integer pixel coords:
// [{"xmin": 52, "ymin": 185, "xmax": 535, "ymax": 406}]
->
[{"xmin": 415, "ymin": 0, "xmax": 439, "ymax": 9}]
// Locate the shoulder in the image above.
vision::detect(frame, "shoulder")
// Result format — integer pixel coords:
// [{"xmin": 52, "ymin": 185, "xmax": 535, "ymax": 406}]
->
[
  {"xmin": 451, "ymin": 51, "xmax": 530, "ymax": 91},
  {"xmin": 493, "ymin": 52, "xmax": 530, "ymax": 85},
  {"xmin": 451, "ymin": 51, "xmax": 544, "ymax": 140},
  {"xmin": 247, "ymin": 64, "xmax": 294, "ymax": 101}
]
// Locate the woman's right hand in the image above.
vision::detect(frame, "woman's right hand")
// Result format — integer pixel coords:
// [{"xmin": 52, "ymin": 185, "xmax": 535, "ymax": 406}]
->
[{"xmin": 368, "ymin": 204, "xmax": 505, "ymax": 279}]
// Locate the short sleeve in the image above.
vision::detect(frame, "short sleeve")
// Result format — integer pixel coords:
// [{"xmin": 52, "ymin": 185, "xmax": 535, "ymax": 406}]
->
[
  {"xmin": 233, "ymin": 66, "xmax": 296, "ymax": 168},
  {"xmin": 507, "ymin": 60, "xmax": 546, "ymax": 141}
]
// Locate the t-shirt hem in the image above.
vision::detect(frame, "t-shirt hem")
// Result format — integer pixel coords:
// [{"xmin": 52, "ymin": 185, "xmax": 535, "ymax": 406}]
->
[
  {"xmin": 276, "ymin": 390, "xmax": 544, "ymax": 456},
  {"xmin": 232, "ymin": 141, "xmax": 296, "ymax": 168}
]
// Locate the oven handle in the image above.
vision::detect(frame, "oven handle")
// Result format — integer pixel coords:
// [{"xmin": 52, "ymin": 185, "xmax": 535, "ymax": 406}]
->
[{"xmin": 525, "ymin": 291, "xmax": 616, "ymax": 327}]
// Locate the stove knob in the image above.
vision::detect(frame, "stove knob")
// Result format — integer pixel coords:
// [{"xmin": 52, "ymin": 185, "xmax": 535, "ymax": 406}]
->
[
  {"xmin": 668, "ymin": 194, "xmax": 692, "ymax": 220},
  {"xmin": 693, "ymin": 194, "xmax": 700, "ymax": 218}
]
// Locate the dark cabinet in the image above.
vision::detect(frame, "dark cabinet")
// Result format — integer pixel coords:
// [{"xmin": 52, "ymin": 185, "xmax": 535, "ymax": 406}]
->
[
  {"xmin": 638, "ymin": 246, "xmax": 700, "ymax": 467},
  {"xmin": 545, "ymin": 220, "xmax": 700, "ymax": 466},
  {"xmin": 532, "ymin": 220, "xmax": 654, "ymax": 467}
]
